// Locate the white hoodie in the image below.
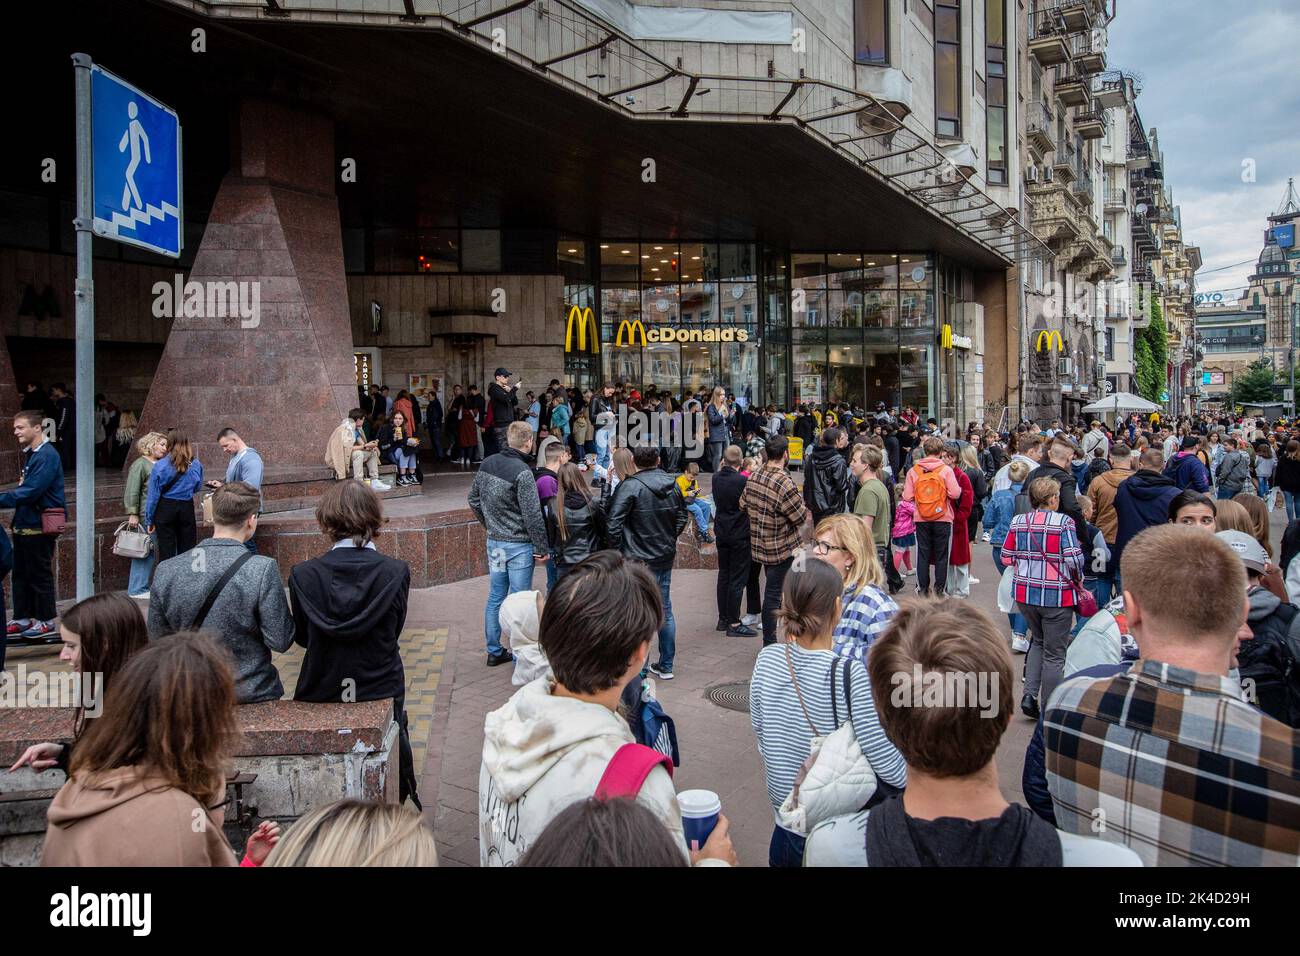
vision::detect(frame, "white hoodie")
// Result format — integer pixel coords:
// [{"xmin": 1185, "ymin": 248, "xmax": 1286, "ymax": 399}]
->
[{"xmin": 479, "ymin": 677, "xmax": 688, "ymax": 866}]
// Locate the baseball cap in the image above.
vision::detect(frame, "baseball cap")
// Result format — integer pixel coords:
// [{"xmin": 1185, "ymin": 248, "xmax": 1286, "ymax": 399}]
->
[
  {"xmin": 494, "ymin": 367, "xmax": 511, "ymax": 378},
  {"xmin": 1215, "ymin": 530, "xmax": 1269, "ymax": 574},
  {"xmin": 1181, "ymin": 435, "xmax": 1199, "ymax": 450}
]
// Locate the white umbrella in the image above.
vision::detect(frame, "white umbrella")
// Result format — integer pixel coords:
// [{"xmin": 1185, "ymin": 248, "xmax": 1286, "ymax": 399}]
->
[{"xmin": 1081, "ymin": 392, "xmax": 1160, "ymax": 414}]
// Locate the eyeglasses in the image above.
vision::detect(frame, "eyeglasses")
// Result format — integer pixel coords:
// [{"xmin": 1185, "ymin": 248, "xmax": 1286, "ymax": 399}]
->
[
  {"xmin": 811, "ymin": 540, "xmax": 849, "ymax": 556},
  {"xmin": 207, "ymin": 797, "xmax": 230, "ymax": 812}
]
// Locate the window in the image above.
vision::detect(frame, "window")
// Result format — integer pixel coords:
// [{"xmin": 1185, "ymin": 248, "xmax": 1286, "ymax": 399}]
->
[
  {"xmin": 935, "ymin": 0, "xmax": 962, "ymax": 138},
  {"xmin": 985, "ymin": 0, "xmax": 1007, "ymax": 184},
  {"xmin": 854, "ymin": 0, "xmax": 889, "ymax": 65},
  {"xmin": 1104, "ymin": 327, "xmax": 1114, "ymax": 361}
]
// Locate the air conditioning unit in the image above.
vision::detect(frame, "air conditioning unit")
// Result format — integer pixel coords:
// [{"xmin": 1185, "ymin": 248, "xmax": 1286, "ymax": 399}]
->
[
  {"xmin": 1058, "ymin": 356, "xmax": 1074, "ymax": 376},
  {"xmin": 1026, "ymin": 165, "xmax": 1040, "ymax": 184}
]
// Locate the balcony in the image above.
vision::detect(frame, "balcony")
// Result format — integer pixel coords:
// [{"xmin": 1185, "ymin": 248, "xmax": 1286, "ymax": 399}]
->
[
  {"xmin": 1070, "ymin": 176, "xmax": 1095, "ymax": 209},
  {"xmin": 1093, "ymin": 72, "xmax": 1126, "ymax": 108},
  {"xmin": 1027, "ymin": 102, "xmax": 1055, "ymax": 159},
  {"xmin": 1028, "ymin": 181, "xmax": 1082, "ymax": 249},
  {"xmin": 1029, "ymin": 13, "xmax": 1071, "ymax": 66},
  {"xmin": 1076, "ymin": 107, "xmax": 1106, "ymax": 140},
  {"xmin": 1072, "ymin": 33, "xmax": 1107, "ymax": 74},
  {"xmin": 1104, "ymin": 186, "xmax": 1127, "ymax": 209},
  {"xmin": 1111, "ymin": 245, "xmax": 1127, "ymax": 266},
  {"xmin": 1056, "ymin": 0, "xmax": 1095, "ymax": 32},
  {"xmin": 1054, "ymin": 66, "xmax": 1091, "ymax": 107},
  {"xmin": 1052, "ymin": 141, "xmax": 1079, "ymax": 184}
]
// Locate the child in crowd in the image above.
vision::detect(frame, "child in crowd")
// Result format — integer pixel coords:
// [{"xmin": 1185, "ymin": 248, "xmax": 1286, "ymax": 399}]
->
[
  {"xmin": 676, "ymin": 461, "xmax": 714, "ymax": 543},
  {"xmin": 501, "ymin": 590, "xmax": 548, "ymax": 687},
  {"xmin": 891, "ymin": 496, "xmax": 917, "ymax": 577}
]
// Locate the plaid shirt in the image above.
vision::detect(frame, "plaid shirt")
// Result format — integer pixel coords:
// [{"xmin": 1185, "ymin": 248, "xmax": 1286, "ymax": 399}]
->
[
  {"xmin": 739, "ymin": 465, "xmax": 808, "ymax": 565},
  {"xmin": 832, "ymin": 584, "xmax": 899, "ymax": 667},
  {"xmin": 1045, "ymin": 659, "xmax": 1300, "ymax": 866},
  {"xmin": 1000, "ymin": 509, "xmax": 1084, "ymax": 608}
]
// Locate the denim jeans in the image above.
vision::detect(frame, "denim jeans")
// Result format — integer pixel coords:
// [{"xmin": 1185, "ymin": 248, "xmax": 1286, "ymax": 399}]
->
[
  {"xmin": 485, "ymin": 539, "xmax": 536, "ymax": 656},
  {"xmin": 1258, "ymin": 476, "xmax": 1271, "ymax": 497},
  {"xmin": 595, "ymin": 426, "xmax": 613, "ymax": 471},
  {"xmin": 991, "ymin": 546, "xmax": 1026, "ymax": 636},
  {"xmin": 1286, "ymin": 490, "xmax": 1299, "ymax": 522},
  {"xmin": 769, "ymin": 825, "xmax": 806, "ymax": 868},
  {"xmin": 545, "ymin": 550, "xmax": 559, "ymax": 591},
  {"xmin": 393, "ymin": 447, "xmax": 417, "ymax": 469},
  {"xmin": 686, "ymin": 499, "xmax": 710, "ymax": 534},
  {"xmin": 127, "ymin": 536, "xmax": 157, "ymax": 594},
  {"xmin": 654, "ymin": 567, "xmax": 677, "ymax": 671}
]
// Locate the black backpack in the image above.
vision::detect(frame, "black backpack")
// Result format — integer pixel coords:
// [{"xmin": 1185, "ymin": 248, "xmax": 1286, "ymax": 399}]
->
[{"xmin": 1239, "ymin": 590, "xmax": 1300, "ymax": 728}]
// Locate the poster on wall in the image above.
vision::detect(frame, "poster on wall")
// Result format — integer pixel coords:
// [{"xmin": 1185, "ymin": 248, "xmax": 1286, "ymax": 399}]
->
[
  {"xmin": 407, "ymin": 373, "xmax": 438, "ymax": 407},
  {"xmin": 800, "ymin": 374, "xmax": 823, "ymax": 406}
]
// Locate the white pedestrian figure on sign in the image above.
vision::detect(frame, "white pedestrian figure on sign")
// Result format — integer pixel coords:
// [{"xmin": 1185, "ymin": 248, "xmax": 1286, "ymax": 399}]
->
[{"xmin": 118, "ymin": 101, "xmax": 150, "ymax": 211}]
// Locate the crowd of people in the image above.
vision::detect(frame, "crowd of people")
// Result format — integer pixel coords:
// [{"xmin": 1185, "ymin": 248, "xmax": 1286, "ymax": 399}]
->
[{"xmin": 6, "ymin": 388, "xmax": 1300, "ymax": 868}]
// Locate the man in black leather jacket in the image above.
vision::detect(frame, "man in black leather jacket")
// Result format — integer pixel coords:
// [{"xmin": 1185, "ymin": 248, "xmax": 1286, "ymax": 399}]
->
[
  {"xmin": 804, "ymin": 426, "xmax": 852, "ymax": 525},
  {"xmin": 606, "ymin": 445, "xmax": 689, "ymax": 679}
]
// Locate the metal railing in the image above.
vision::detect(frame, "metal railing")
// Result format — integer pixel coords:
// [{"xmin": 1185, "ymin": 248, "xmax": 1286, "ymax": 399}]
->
[{"xmin": 1104, "ymin": 186, "xmax": 1126, "ymax": 207}]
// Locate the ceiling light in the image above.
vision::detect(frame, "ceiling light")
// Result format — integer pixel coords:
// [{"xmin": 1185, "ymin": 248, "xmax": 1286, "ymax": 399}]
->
[
  {"xmin": 901, "ymin": 258, "xmax": 910, "ymax": 263},
  {"xmin": 660, "ymin": 259, "xmax": 669, "ymax": 263},
  {"xmin": 567, "ymin": 248, "xmax": 578, "ymax": 253},
  {"xmin": 651, "ymin": 268, "xmax": 660, "ymax": 272},
  {"xmin": 691, "ymin": 256, "xmax": 700, "ymax": 260},
  {"xmin": 654, "ymin": 246, "xmax": 664, "ymax": 250},
  {"xmin": 868, "ymin": 261, "xmax": 877, "ymax": 266},
  {"xmin": 621, "ymin": 250, "xmax": 631, "ymax": 254},
  {"xmin": 600, "ymin": 245, "xmax": 609, "ymax": 249},
  {"xmin": 642, "ymin": 255, "xmax": 649, "ymax": 259}
]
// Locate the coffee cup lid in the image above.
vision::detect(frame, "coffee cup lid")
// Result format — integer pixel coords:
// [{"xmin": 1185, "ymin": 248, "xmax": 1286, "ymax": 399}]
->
[{"xmin": 677, "ymin": 789, "xmax": 721, "ymax": 817}]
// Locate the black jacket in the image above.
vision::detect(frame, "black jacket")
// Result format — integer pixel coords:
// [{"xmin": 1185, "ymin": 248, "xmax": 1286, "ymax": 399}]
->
[
  {"xmin": 488, "ymin": 382, "xmax": 517, "ymax": 426},
  {"xmin": 711, "ymin": 465, "xmax": 751, "ymax": 548},
  {"xmin": 884, "ymin": 434, "xmax": 902, "ymax": 476},
  {"xmin": 1082, "ymin": 456, "xmax": 1111, "ymax": 493},
  {"xmin": 1276, "ymin": 455, "xmax": 1300, "ymax": 494},
  {"xmin": 804, "ymin": 444, "xmax": 851, "ymax": 519},
  {"xmin": 288, "ymin": 545, "xmax": 410, "ymax": 704},
  {"xmin": 793, "ymin": 415, "xmax": 816, "ymax": 447},
  {"xmin": 1113, "ymin": 469, "xmax": 1181, "ymax": 568},
  {"xmin": 376, "ymin": 423, "xmax": 413, "ymax": 463},
  {"xmin": 547, "ymin": 490, "xmax": 607, "ymax": 566},
  {"xmin": 1025, "ymin": 462, "xmax": 1085, "ymax": 538},
  {"xmin": 605, "ymin": 467, "xmax": 688, "ymax": 572},
  {"xmin": 427, "ymin": 397, "xmax": 444, "ymax": 431}
]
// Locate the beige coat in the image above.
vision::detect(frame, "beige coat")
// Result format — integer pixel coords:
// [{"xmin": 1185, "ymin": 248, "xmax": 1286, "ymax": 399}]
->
[
  {"xmin": 325, "ymin": 420, "xmax": 356, "ymax": 479},
  {"xmin": 42, "ymin": 766, "xmax": 237, "ymax": 867}
]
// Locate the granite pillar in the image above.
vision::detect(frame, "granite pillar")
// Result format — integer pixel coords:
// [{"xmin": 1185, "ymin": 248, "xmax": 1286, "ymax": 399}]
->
[
  {"xmin": 0, "ymin": 340, "xmax": 21, "ymax": 482},
  {"xmin": 135, "ymin": 98, "xmax": 356, "ymax": 473}
]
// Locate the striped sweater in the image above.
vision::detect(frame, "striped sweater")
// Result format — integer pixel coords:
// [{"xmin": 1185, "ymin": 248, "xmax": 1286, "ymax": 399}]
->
[{"xmin": 749, "ymin": 642, "xmax": 907, "ymax": 815}]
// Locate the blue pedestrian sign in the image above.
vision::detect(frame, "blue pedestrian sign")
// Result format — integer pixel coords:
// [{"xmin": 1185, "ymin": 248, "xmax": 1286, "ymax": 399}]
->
[{"xmin": 89, "ymin": 64, "xmax": 182, "ymax": 258}]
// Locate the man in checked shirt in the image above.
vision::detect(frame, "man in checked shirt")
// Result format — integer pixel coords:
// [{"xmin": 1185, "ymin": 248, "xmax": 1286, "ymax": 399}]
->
[
  {"xmin": 1044, "ymin": 524, "xmax": 1300, "ymax": 866},
  {"xmin": 740, "ymin": 435, "xmax": 810, "ymax": 646}
]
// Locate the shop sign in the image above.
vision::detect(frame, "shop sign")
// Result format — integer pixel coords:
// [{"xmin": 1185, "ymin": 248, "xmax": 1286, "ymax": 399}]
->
[
  {"xmin": 614, "ymin": 318, "xmax": 750, "ymax": 346},
  {"xmin": 1035, "ymin": 330, "xmax": 1065, "ymax": 352},
  {"xmin": 941, "ymin": 324, "xmax": 972, "ymax": 350},
  {"xmin": 564, "ymin": 305, "xmax": 599, "ymax": 353}
]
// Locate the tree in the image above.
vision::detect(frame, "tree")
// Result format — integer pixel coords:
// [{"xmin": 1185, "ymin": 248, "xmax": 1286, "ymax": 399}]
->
[{"xmin": 1230, "ymin": 359, "xmax": 1277, "ymax": 406}]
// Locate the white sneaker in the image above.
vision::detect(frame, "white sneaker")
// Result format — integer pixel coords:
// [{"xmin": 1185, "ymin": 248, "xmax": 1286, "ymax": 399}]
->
[
  {"xmin": 969, "ymin": 577, "xmax": 980, "ymax": 585},
  {"xmin": 1011, "ymin": 634, "xmax": 1030, "ymax": 654},
  {"xmin": 370, "ymin": 479, "xmax": 392, "ymax": 491},
  {"xmin": 981, "ymin": 531, "xmax": 991, "ymax": 543},
  {"xmin": 741, "ymin": 613, "xmax": 761, "ymax": 627},
  {"xmin": 128, "ymin": 592, "xmax": 150, "ymax": 600}
]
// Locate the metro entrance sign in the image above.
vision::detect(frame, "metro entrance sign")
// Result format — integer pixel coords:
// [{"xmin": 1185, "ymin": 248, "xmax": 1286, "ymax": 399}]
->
[{"xmin": 71, "ymin": 54, "xmax": 183, "ymax": 599}]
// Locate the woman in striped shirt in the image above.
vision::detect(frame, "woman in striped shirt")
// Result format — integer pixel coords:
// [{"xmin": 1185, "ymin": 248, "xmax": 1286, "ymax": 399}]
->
[{"xmin": 749, "ymin": 559, "xmax": 907, "ymax": 867}]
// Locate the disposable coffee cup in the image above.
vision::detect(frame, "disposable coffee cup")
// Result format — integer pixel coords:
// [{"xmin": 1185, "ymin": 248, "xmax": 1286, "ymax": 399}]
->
[{"xmin": 678, "ymin": 789, "xmax": 721, "ymax": 851}]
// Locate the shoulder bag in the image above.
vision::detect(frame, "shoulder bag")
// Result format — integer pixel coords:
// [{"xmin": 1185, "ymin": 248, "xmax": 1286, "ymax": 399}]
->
[
  {"xmin": 188, "ymin": 551, "xmax": 255, "ymax": 631},
  {"xmin": 775, "ymin": 646, "xmax": 877, "ymax": 835},
  {"xmin": 112, "ymin": 521, "xmax": 153, "ymax": 559}
]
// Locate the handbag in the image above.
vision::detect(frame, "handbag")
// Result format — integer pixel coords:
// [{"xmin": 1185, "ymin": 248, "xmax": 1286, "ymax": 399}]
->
[
  {"xmin": 112, "ymin": 521, "xmax": 153, "ymax": 559},
  {"xmin": 775, "ymin": 646, "xmax": 877, "ymax": 835},
  {"xmin": 41, "ymin": 507, "xmax": 67, "ymax": 536}
]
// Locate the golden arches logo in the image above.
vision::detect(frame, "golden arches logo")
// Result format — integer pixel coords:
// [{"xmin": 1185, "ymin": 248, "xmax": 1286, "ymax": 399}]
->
[
  {"xmin": 941, "ymin": 324, "xmax": 953, "ymax": 350},
  {"xmin": 564, "ymin": 305, "xmax": 598, "ymax": 353},
  {"xmin": 615, "ymin": 318, "xmax": 648, "ymax": 348},
  {"xmin": 1035, "ymin": 330, "xmax": 1064, "ymax": 353}
]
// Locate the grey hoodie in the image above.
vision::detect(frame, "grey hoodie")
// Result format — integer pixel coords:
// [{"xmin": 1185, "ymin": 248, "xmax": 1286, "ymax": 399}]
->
[{"xmin": 1216, "ymin": 450, "xmax": 1250, "ymax": 494}]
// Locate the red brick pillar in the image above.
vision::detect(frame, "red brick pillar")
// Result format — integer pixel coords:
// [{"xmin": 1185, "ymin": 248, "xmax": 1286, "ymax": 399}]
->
[{"xmin": 135, "ymin": 98, "xmax": 357, "ymax": 473}]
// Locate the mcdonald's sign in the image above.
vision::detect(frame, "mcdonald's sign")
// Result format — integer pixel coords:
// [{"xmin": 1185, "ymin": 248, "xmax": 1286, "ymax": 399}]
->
[
  {"xmin": 941, "ymin": 324, "xmax": 953, "ymax": 350},
  {"xmin": 940, "ymin": 324, "xmax": 972, "ymax": 350},
  {"xmin": 1035, "ymin": 330, "xmax": 1064, "ymax": 353},
  {"xmin": 564, "ymin": 305, "xmax": 599, "ymax": 353},
  {"xmin": 615, "ymin": 318, "xmax": 648, "ymax": 347}
]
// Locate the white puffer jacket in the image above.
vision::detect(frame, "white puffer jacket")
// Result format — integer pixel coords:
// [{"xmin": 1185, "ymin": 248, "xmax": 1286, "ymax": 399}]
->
[
  {"xmin": 777, "ymin": 722, "xmax": 878, "ymax": 835},
  {"xmin": 479, "ymin": 677, "xmax": 688, "ymax": 866}
]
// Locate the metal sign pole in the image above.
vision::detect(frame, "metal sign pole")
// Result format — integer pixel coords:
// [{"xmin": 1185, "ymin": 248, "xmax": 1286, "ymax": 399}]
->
[{"xmin": 72, "ymin": 53, "xmax": 95, "ymax": 600}]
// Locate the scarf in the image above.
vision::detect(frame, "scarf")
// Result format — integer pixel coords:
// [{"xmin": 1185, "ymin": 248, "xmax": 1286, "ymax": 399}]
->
[{"xmin": 865, "ymin": 795, "xmax": 1063, "ymax": 867}]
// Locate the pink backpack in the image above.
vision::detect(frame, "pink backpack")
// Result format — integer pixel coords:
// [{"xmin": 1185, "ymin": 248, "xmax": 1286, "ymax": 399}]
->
[{"xmin": 595, "ymin": 743, "xmax": 674, "ymax": 800}]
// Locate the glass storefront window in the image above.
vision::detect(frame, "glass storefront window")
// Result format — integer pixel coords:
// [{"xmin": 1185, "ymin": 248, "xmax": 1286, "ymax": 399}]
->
[
  {"xmin": 680, "ymin": 243, "xmax": 719, "ymax": 282},
  {"xmin": 602, "ymin": 287, "xmax": 640, "ymax": 329},
  {"xmin": 601, "ymin": 243, "xmax": 639, "ymax": 284},
  {"xmin": 828, "ymin": 344, "xmax": 866, "ymax": 407},
  {"xmin": 719, "ymin": 244, "xmax": 757, "ymax": 281},
  {"xmin": 863, "ymin": 344, "xmax": 901, "ymax": 411},
  {"xmin": 765, "ymin": 347, "xmax": 788, "ymax": 411},
  {"xmin": 826, "ymin": 291, "xmax": 864, "ymax": 329},
  {"xmin": 604, "ymin": 346, "xmax": 641, "ymax": 386},
  {"xmin": 642, "ymin": 283, "xmax": 680, "ymax": 325},
  {"xmin": 558, "ymin": 240, "xmax": 590, "ymax": 283},
  {"xmin": 680, "ymin": 281, "xmax": 715, "ymax": 325},
  {"xmin": 645, "ymin": 341, "xmax": 680, "ymax": 393},
  {"xmin": 723, "ymin": 342, "xmax": 760, "ymax": 408},
  {"xmin": 862, "ymin": 289, "xmax": 898, "ymax": 327},
  {"xmin": 793, "ymin": 338, "xmax": 828, "ymax": 407},
  {"xmin": 681, "ymin": 342, "xmax": 716, "ymax": 396},
  {"xmin": 643, "ymin": 242, "xmax": 680, "ymax": 283}
]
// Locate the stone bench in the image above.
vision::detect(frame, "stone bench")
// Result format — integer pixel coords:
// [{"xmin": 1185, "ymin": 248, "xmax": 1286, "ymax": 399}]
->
[{"xmin": 0, "ymin": 698, "xmax": 398, "ymax": 865}]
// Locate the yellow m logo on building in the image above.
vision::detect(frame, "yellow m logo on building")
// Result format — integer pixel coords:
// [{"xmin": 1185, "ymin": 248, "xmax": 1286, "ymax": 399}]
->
[
  {"xmin": 564, "ymin": 305, "xmax": 599, "ymax": 353},
  {"xmin": 615, "ymin": 318, "xmax": 648, "ymax": 347},
  {"xmin": 941, "ymin": 324, "xmax": 953, "ymax": 350},
  {"xmin": 1035, "ymin": 330, "xmax": 1064, "ymax": 353}
]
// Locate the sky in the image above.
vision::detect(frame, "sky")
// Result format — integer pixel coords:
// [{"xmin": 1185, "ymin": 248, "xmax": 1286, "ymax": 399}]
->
[{"xmin": 1104, "ymin": 0, "xmax": 1300, "ymax": 304}]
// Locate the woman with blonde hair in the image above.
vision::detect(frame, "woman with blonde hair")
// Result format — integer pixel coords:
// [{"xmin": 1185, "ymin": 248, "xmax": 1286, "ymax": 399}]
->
[
  {"xmin": 143, "ymin": 429, "xmax": 204, "ymax": 561},
  {"xmin": 705, "ymin": 386, "xmax": 731, "ymax": 472},
  {"xmin": 265, "ymin": 799, "xmax": 437, "ymax": 867},
  {"xmin": 123, "ymin": 431, "xmax": 167, "ymax": 596},
  {"xmin": 810, "ymin": 514, "xmax": 898, "ymax": 665}
]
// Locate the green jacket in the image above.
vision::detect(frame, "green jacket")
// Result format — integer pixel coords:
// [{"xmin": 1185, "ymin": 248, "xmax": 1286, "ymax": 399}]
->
[{"xmin": 124, "ymin": 455, "xmax": 155, "ymax": 517}]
